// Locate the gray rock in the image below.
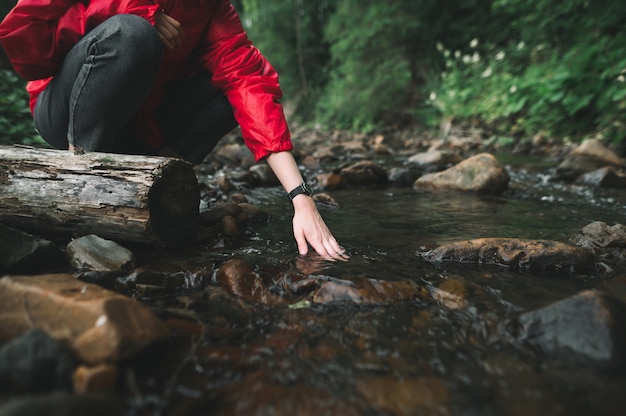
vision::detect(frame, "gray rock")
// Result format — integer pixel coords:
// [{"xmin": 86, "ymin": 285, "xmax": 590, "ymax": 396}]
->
[
  {"xmin": 516, "ymin": 290, "xmax": 626, "ymax": 368},
  {"xmin": 413, "ymin": 153, "xmax": 509, "ymax": 194},
  {"xmin": 0, "ymin": 224, "xmax": 65, "ymax": 274},
  {"xmin": 66, "ymin": 234, "xmax": 134, "ymax": 273},
  {"xmin": 0, "ymin": 328, "xmax": 76, "ymax": 393}
]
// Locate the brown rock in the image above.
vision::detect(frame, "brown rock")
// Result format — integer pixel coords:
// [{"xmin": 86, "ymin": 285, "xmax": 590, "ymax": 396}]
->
[
  {"xmin": 0, "ymin": 274, "xmax": 169, "ymax": 365},
  {"xmin": 215, "ymin": 259, "xmax": 283, "ymax": 305},
  {"xmin": 312, "ymin": 277, "xmax": 419, "ymax": 305},
  {"xmin": 422, "ymin": 237, "xmax": 594, "ymax": 272},
  {"xmin": 73, "ymin": 363, "xmax": 118, "ymax": 393},
  {"xmin": 413, "ymin": 153, "xmax": 509, "ymax": 194},
  {"xmin": 357, "ymin": 376, "xmax": 449, "ymax": 415},
  {"xmin": 340, "ymin": 161, "xmax": 388, "ymax": 186},
  {"xmin": 316, "ymin": 172, "xmax": 347, "ymax": 190}
]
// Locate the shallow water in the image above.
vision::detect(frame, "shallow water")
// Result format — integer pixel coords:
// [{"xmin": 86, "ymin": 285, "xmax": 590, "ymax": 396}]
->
[{"xmin": 128, "ymin": 161, "xmax": 626, "ymax": 416}]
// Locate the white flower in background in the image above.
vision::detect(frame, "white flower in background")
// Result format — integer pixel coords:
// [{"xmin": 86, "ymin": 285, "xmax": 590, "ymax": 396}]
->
[
  {"xmin": 444, "ymin": 49, "xmax": 450, "ymax": 58},
  {"xmin": 510, "ymin": 85, "xmax": 517, "ymax": 93},
  {"xmin": 463, "ymin": 54, "xmax": 471, "ymax": 64},
  {"xmin": 471, "ymin": 52, "xmax": 480, "ymax": 63},
  {"xmin": 436, "ymin": 42, "xmax": 444, "ymax": 52},
  {"xmin": 454, "ymin": 50, "xmax": 461, "ymax": 59},
  {"xmin": 482, "ymin": 67, "xmax": 493, "ymax": 77},
  {"xmin": 517, "ymin": 41, "xmax": 526, "ymax": 49},
  {"xmin": 495, "ymin": 51, "xmax": 505, "ymax": 61},
  {"xmin": 617, "ymin": 75, "xmax": 625, "ymax": 83},
  {"xmin": 429, "ymin": 92, "xmax": 437, "ymax": 101},
  {"xmin": 470, "ymin": 38, "xmax": 478, "ymax": 48}
]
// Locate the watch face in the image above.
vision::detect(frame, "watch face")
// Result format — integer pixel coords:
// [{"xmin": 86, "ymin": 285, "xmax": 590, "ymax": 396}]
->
[{"xmin": 303, "ymin": 183, "xmax": 313, "ymax": 196}]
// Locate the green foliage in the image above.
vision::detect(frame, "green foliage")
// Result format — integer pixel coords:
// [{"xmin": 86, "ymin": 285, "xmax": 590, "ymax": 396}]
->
[
  {"xmin": 0, "ymin": 68, "xmax": 44, "ymax": 146},
  {"xmin": 428, "ymin": 0, "xmax": 626, "ymax": 143}
]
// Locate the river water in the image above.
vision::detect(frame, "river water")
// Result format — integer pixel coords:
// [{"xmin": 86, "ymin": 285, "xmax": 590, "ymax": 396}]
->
[{"xmin": 128, "ymin": 156, "xmax": 626, "ymax": 416}]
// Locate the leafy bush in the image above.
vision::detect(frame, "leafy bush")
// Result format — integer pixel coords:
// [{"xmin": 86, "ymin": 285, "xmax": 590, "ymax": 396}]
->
[
  {"xmin": 427, "ymin": 0, "xmax": 626, "ymax": 144},
  {"xmin": 0, "ymin": 69, "xmax": 44, "ymax": 146}
]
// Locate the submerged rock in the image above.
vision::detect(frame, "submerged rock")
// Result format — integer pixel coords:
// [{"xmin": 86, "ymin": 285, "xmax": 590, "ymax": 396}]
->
[
  {"xmin": 215, "ymin": 259, "xmax": 284, "ymax": 305},
  {"xmin": 0, "ymin": 274, "xmax": 169, "ymax": 365},
  {"xmin": 413, "ymin": 153, "xmax": 509, "ymax": 194},
  {"xmin": 515, "ymin": 290, "xmax": 626, "ymax": 368},
  {"xmin": 421, "ymin": 237, "xmax": 594, "ymax": 272},
  {"xmin": 311, "ymin": 276, "xmax": 419, "ymax": 305},
  {"xmin": 0, "ymin": 392, "xmax": 124, "ymax": 416}
]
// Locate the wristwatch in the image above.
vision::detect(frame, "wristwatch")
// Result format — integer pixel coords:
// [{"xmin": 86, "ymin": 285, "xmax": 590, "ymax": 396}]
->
[{"xmin": 288, "ymin": 182, "xmax": 313, "ymax": 201}]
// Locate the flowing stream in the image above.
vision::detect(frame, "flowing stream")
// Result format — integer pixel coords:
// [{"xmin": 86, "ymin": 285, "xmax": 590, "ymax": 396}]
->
[{"xmin": 127, "ymin": 157, "xmax": 626, "ymax": 416}]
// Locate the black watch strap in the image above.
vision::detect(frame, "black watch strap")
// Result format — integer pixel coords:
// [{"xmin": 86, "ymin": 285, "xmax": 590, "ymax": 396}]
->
[{"xmin": 288, "ymin": 182, "xmax": 313, "ymax": 200}]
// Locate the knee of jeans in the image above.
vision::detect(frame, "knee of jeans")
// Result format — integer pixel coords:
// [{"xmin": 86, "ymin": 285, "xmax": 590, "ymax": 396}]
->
[{"xmin": 105, "ymin": 14, "xmax": 163, "ymax": 66}]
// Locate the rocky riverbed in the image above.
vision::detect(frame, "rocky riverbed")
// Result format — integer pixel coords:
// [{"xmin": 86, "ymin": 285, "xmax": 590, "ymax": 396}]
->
[{"xmin": 1, "ymin": 126, "xmax": 626, "ymax": 415}]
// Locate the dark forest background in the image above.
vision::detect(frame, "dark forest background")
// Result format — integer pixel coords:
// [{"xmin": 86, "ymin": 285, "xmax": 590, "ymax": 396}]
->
[{"xmin": 2, "ymin": 0, "xmax": 625, "ymax": 146}]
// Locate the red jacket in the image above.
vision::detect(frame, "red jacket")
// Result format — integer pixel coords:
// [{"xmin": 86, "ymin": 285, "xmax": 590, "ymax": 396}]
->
[{"xmin": 0, "ymin": 0, "xmax": 292, "ymax": 161}]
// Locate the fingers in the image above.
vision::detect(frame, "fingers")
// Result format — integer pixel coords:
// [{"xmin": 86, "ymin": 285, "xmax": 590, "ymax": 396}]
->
[
  {"xmin": 293, "ymin": 217, "xmax": 348, "ymax": 261},
  {"xmin": 155, "ymin": 10, "xmax": 185, "ymax": 51}
]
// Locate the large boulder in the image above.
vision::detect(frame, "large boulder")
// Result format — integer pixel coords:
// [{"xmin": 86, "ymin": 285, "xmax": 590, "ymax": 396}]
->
[
  {"xmin": 421, "ymin": 237, "xmax": 594, "ymax": 272},
  {"xmin": 515, "ymin": 290, "xmax": 626, "ymax": 368},
  {"xmin": 0, "ymin": 274, "xmax": 169, "ymax": 365},
  {"xmin": 413, "ymin": 153, "xmax": 509, "ymax": 194}
]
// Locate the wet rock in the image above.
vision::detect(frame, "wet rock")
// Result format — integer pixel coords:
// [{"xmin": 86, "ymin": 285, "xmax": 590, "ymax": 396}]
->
[
  {"xmin": 339, "ymin": 161, "xmax": 388, "ymax": 186},
  {"xmin": 199, "ymin": 201, "xmax": 269, "ymax": 227},
  {"xmin": 431, "ymin": 279, "xmax": 468, "ymax": 309},
  {"xmin": 422, "ymin": 237, "xmax": 594, "ymax": 272},
  {"xmin": 515, "ymin": 290, "xmax": 626, "ymax": 368},
  {"xmin": 66, "ymin": 235, "xmax": 134, "ymax": 273},
  {"xmin": 199, "ymin": 201, "xmax": 240, "ymax": 224},
  {"xmin": 236, "ymin": 202, "xmax": 270, "ymax": 223},
  {"xmin": 209, "ymin": 374, "xmax": 368, "ymax": 416},
  {"xmin": 312, "ymin": 193, "xmax": 341, "ymax": 209},
  {"xmin": 0, "ymin": 274, "xmax": 169, "ymax": 365},
  {"xmin": 0, "ymin": 224, "xmax": 65, "ymax": 274},
  {"xmin": 312, "ymin": 276, "xmax": 419, "ymax": 305},
  {"xmin": 0, "ymin": 328, "xmax": 77, "ymax": 393},
  {"xmin": 316, "ymin": 171, "xmax": 347, "ymax": 190},
  {"xmin": 413, "ymin": 153, "xmax": 509, "ymax": 194},
  {"xmin": 216, "ymin": 174, "xmax": 234, "ymax": 193},
  {"xmin": 73, "ymin": 363, "xmax": 118, "ymax": 393},
  {"xmin": 215, "ymin": 259, "xmax": 283, "ymax": 305},
  {"xmin": 0, "ymin": 392, "xmax": 124, "ymax": 416},
  {"xmin": 221, "ymin": 215, "xmax": 239, "ymax": 237},
  {"xmin": 552, "ymin": 139, "xmax": 625, "ymax": 182},
  {"xmin": 407, "ymin": 149, "xmax": 463, "ymax": 170},
  {"xmin": 114, "ymin": 260, "xmax": 208, "ymax": 295},
  {"xmin": 388, "ymin": 167, "xmax": 423, "ymax": 186},
  {"xmin": 356, "ymin": 376, "xmax": 449, "ymax": 416},
  {"xmin": 247, "ymin": 163, "xmax": 280, "ymax": 187},
  {"xmin": 571, "ymin": 221, "xmax": 626, "ymax": 250},
  {"xmin": 576, "ymin": 167, "xmax": 626, "ymax": 188}
]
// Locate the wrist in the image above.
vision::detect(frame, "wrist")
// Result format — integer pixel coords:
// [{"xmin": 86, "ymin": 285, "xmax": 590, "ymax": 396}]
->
[{"xmin": 288, "ymin": 182, "xmax": 313, "ymax": 201}]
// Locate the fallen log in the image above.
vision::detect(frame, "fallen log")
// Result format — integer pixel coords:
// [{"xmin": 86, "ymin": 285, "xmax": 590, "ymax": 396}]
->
[{"xmin": 0, "ymin": 145, "xmax": 200, "ymax": 247}]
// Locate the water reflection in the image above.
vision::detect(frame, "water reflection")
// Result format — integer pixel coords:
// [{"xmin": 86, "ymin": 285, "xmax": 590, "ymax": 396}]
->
[{"xmin": 129, "ymin": 168, "xmax": 626, "ymax": 415}]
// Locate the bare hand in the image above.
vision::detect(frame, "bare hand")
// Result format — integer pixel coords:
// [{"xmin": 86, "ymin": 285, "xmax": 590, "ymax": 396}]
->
[
  {"xmin": 292, "ymin": 195, "xmax": 348, "ymax": 261},
  {"xmin": 154, "ymin": 10, "xmax": 185, "ymax": 51}
]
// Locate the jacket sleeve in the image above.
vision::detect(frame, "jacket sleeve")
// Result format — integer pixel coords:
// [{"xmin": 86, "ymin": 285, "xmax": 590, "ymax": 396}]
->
[
  {"xmin": 197, "ymin": 0, "xmax": 292, "ymax": 161},
  {"xmin": 0, "ymin": 0, "xmax": 159, "ymax": 81}
]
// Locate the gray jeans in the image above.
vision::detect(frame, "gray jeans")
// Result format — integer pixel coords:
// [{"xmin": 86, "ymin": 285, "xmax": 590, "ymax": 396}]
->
[{"xmin": 34, "ymin": 14, "xmax": 237, "ymax": 164}]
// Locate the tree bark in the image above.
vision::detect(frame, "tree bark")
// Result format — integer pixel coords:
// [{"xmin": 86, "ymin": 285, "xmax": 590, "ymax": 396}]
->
[{"xmin": 0, "ymin": 145, "xmax": 200, "ymax": 247}]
